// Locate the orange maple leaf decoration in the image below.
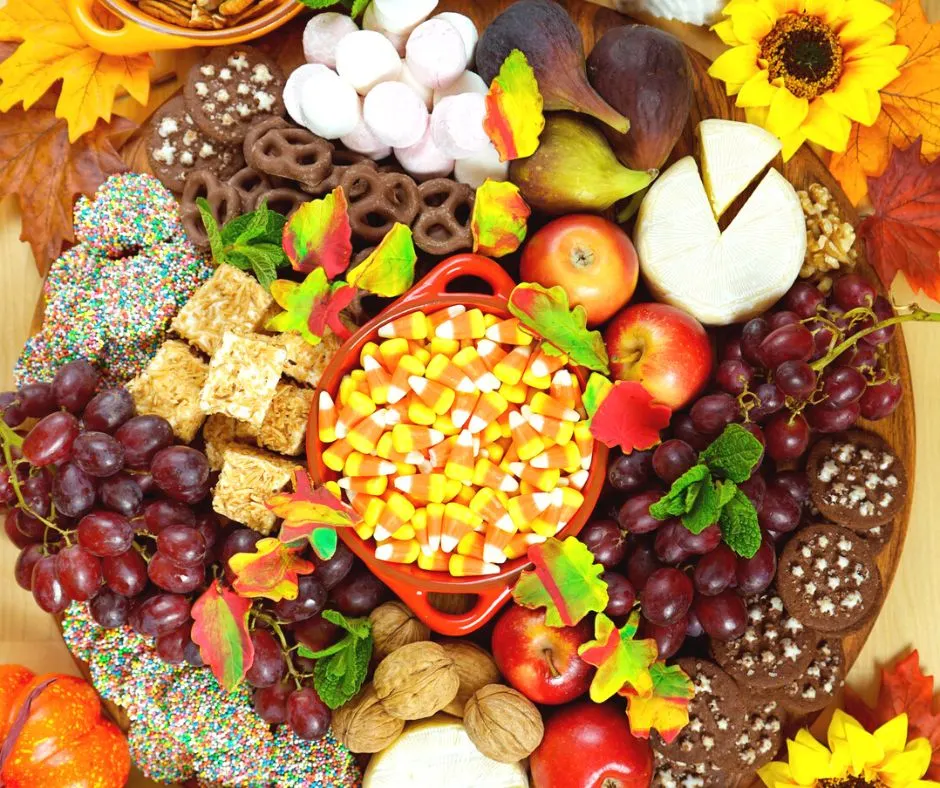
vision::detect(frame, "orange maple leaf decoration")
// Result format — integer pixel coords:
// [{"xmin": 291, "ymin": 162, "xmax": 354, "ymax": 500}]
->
[{"xmin": 829, "ymin": 0, "xmax": 940, "ymax": 205}]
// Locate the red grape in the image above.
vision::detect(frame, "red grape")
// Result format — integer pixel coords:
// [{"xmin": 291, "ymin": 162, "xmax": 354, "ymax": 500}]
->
[
  {"xmin": 89, "ymin": 588, "xmax": 130, "ymax": 628},
  {"xmin": 735, "ymin": 539, "xmax": 776, "ymax": 596},
  {"xmin": 14, "ymin": 543, "xmax": 44, "ymax": 590},
  {"xmin": 0, "ymin": 468, "xmax": 15, "ymax": 507},
  {"xmin": 671, "ymin": 414, "xmax": 711, "ymax": 451},
  {"xmin": 785, "ymin": 283, "xmax": 825, "ymax": 318},
  {"xmin": 1, "ymin": 391, "xmax": 26, "ymax": 427},
  {"xmin": 693, "ymin": 544, "xmax": 737, "ymax": 596},
  {"xmin": 832, "ymin": 273, "xmax": 876, "ymax": 310},
  {"xmin": 52, "ymin": 462, "xmax": 96, "ymax": 518},
  {"xmin": 148, "ymin": 553, "xmax": 204, "ymax": 593},
  {"xmin": 115, "ymin": 416, "xmax": 173, "ymax": 469},
  {"xmin": 17, "ymin": 382, "xmax": 56, "ymax": 418},
  {"xmin": 759, "ymin": 324, "xmax": 814, "ymax": 367},
  {"xmin": 618, "ymin": 490, "xmax": 665, "ymax": 535},
  {"xmin": 859, "ymin": 379, "xmax": 902, "ymax": 420},
  {"xmin": 607, "ymin": 450, "xmax": 653, "ymax": 494},
  {"xmin": 693, "ymin": 589, "xmax": 747, "ymax": 641},
  {"xmin": 143, "ymin": 500, "xmax": 196, "ymax": 534},
  {"xmin": 184, "ymin": 638, "xmax": 205, "ymax": 667},
  {"xmin": 722, "ymin": 337, "xmax": 743, "ymax": 361},
  {"xmin": 764, "ymin": 412, "xmax": 810, "ymax": 461},
  {"xmin": 652, "ymin": 439, "xmax": 697, "ymax": 484},
  {"xmin": 809, "ymin": 319, "xmax": 836, "ymax": 360},
  {"xmin": 686, "ymin": 609, "xmax": 704, "ymax": 638},
  {"xmin": 21, "ymin": 470, "xmax": 53, "ymax": 518},
  {"xmin": 757, "ymin": 482, "xmax": 802, "ymax": 534},
  {"xmin": 690, "ymin": 393, "xmax": 738, "ymax": 435},
  {"xmin": 221, "ymin": 528, "xmax": 263, "ymax": 574},
  {"xmin": 578, "ymin": 520, "xmax": 626, "ymax": 569},
  {"xmin": 73, "ymin": 432, "xmax": 125, "ymax": 478},
  {"xmin": 311, "ymin": 541, "xmax": 354, "ymax": 590},
  {"xmin": 329, "ymin": 568, "xmax": 388, "ymax": 617},
  {"xmin": 775, "ymin": 360, "xmax": 817, "ymax": 400},
  {"xmin": 12, "ymin": 508, "xmax": 45, "ymax": 542},
  {"xmin": 287, "ymin": 687, "xmax": 331, "ymax": 740},
  {"xmin": 5, "ymin": 512, "xmax": 35, "ymax": 549},
  {"xmin": 625, "ymin": 538, "xmax": 662, "ymax": 590},
  {"xmin": 640, "ymin": 568, "xmax": 693, "ymax": 626},
  {"xmin": 157, "ymin": 525, "xmax": 207, "ymax": 567},
  {"xmin": 136, "ymin": 593, "xmax": 192, "ymax": 637},
  {"xmin": 102, "ymin": 549, "xmax": 148, "ymax": 597},
  {"xmin": 677, "ymin": 523, "xmax": 721, "ymax": 556},
  {"xmin": 32, "ymin": 555, "xmax": 69, "ymax": 613},
  {"xmin": 293, "ymin": 613, "xmax": 340, "ymax": 653},
  {"xmin": 749, "ymin": 383, "xmax": 785, "ymax": 422},
  {"xmin": 740, "ymin": 318, "xmax": 769, "ymax": 366},
  {"xmin": 642, "ymin": 616, "xmax": 687, "ymax": 659},
  {"xmin": 156, "ymin": 624, "xmax": 192, "ymax": 664},
  {"xmin": 773, "ymin": 470, "xmax": 810, "ymax": 506},
  {"xmin": 838, "ymin": 341, "xmax": 877, "ymax": 372},
  {"xmin": 805, "ymin": 402, "xmax": 861, "ymax": 433},
  {"xmin": 151, "ymin": 447, "xmax": 210, "ymax": 503},
  {"xmin": 738, "ymin": 474, "xmax": 767, "ymax": 511},
  {"xmin": 22, "ymin": 411, "xmax": 80, "ymax": 466},
  {"xmin": 98, "ymin": 472, "xmax": 144, "ymax": 517},
  {"xmin": 254, "ymin": 683, "xmax": 292, "ymax": 724},
  {"xmin": 820, "ymin": 366, "xmax": 866, "ymax": 408},
  {"xmin": 768, "ymin": 310, "xmax": 800, "ymax": 330},
  {"xmin": 78, "ymin": 511, "xmax": 134, "ymax": 557},
  {"xmin": 716, "ymin": 360, "xmax": 754, "ymax": 396},
  {"xmin": 275, "ymin": 575, "xmax": 327, "ymax": 623},
  {"xmin": 602, "ymin": 571, "xmax": 636, "ymax": 618},
  {"xmin": 654, "ymin": 520, "xmax": 693, "ymax": 564},
  {"xmin": 52, "ymin": 360, "xmax": 100, "ymax": 414},
  {"xmin": 55, "ymin": 544, "xmax": 102, "ymax": 601},
  {"xmin": 246, "ymin": 629, "xmax": 287, "ymax": 688},
  {"xmin": 82, "ymin": 388, "xmax": 135, "ymax": 433},
  {"xmin": 863, "ymin": 296, "xmax": 896, "ymax": 346}
]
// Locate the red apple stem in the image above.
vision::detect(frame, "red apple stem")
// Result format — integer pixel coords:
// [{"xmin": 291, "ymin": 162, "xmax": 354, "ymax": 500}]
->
[{"xmin": 543, "ymin": 648, "xmax": 561, "ymax": 678}]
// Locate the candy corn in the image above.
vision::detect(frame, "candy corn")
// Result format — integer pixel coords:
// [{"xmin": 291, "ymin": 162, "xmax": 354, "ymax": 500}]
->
[
  {"xmin": 472, "ymin": 457, "xmax": 519, "ymax": 493},
  {"xmin": 476, "ymin": 338, "xmax": 507, "ymax": 371},
  {"xmin": 375, "ymin": 539, "xmax": 421, "ymax": 564},
  {"xmin": 493, "ymin": 345, "xmax": 531, "ymax": 386},
  {"xmin": 550, "ymin": 369, "xmax": 582, "ymax": 413},
  {"xmin": 503, "ymin": 531, "xmax": 546, "ymax": 559},
  {"xmin": 363, "ymin": 354, "xmax": 391, "ymax": 404},
  {"xmin": 434, "ymin": 308, "xmax": 485, "ymax": 340},
  {"xmin": 530, "ymin": 442, "xmax": 582, "ymax": 470},
  {"xmin": 483, "ymin": 524, "xmax": 513, "ymax": 564},
  {"xmin": 379, "ymin": 312, "xmax": 428, "ymax": 339},
  {"xmin": 523, "ymin": 407, "xmax": 574, "ymax": 445},
  {"xmin": 449, "ymin": 554, "xmax": 499, "ymax": 576},
  {"xmin": 338, "ymin": 475, "xmax": 388, "ymax": 496},
  {"xmin": 444, "ymin": 429, "xmax": 476, "ymax": 485},
  {"xmin": 343, "ymin": 452, "xmax": 397, "ymax": 477},
  {"xmin": 508, "ymin": 409, "xmax": 545, "ymax": 462},
  {"xmin": 529, "ymin": 391, "xmax": 580, "ymax": 422},
  {"xmin": 379, "ymin": 338, "xmax": 409, "ymax": 372},
  {"xmin": 441, "ymin": 502, "xmax": 482, "ymax": 553},
  {"xmin": 469, "ymin": 487, "xmax": 514, "ymax": 533},
  {"xmin": 374, "ymin": 492, "xmax": 416, "ymax": 542},
  {"xmin": 507, "ymin": 491, "xmax": 553, "ymax": 531},
  {"xmin": 424, "ymin": 502, "xmax": 445, "ymax": 553},
  {"xmin": 392, "ymin": 424, "xmax": 445, "ymax": 453},
  {"xmin": 486, "ymin": 317, "xmax": 532, "ymax": 345},
  {"xmin": 426, "ymin": 354, "xmax": 475, "ymax": 393},
  {"xmin": 387, "ymin": 355, "xmax": 426, "ymax": 404},
  {"xmin": 468, "ymin": 391, "xmax": 508, "ymax": 434},
  {"xmin": 323, "ymin": 437, "xmax": 355, "ymax": 472},
  {"xmin": 453, "ymin": 346, "xmax": 500, "ymax": 392},
  {"xmin": 451, "ymin": 390, "xmax": 480, "ymax": 430},
  {"xmin": 418, "ymin": 550, "xmax": 450, "ymax": 571},
  {"xmin": 409, "ymin": 376, "xmax": 455, "ymax": 415},
  {"xmin": 394, "ymin": 473, "xmax": 450, "ymax": 503},
  {"xmin": 346, "ymin": 409, "xmax": 388, "ymax": 454},
  {"xmin": 318, "ymin": 391, "xmax": 337, "ymax": 443},
  {"xmin": 457, "ymin": 530, "xmax": 485, "ymax": 559},
  {"xmin": 335, "ymin": 390, "xmax": 376, "ymax": 439},
  {"xmin": 507, "ymin": 462, "xmax": 561, "ymax": 493},
  {"xmin": 426, "ymin": 304, "xmax": 465, "ymax": 331},
  {"xmin": 574, "ymin": 422, "xmax": 594, "ymax": 470}
]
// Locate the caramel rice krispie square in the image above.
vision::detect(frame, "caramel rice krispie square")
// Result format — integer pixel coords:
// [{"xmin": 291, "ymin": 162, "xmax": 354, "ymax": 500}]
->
[
  {"xmin": 212, "ymin": 444, "xmax": 299, "ymax": 534},
  {"xmin": 252, "ymin": 330, "xmax": 342, "ymax": 387}
]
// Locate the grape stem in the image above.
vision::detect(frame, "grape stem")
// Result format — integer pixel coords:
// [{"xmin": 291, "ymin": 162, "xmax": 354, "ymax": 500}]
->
[
  {"xmin": 810, "ymin": 303, "xmax": 940, "ymax": 372},
  {"xmin": 250, "ymin": 609, "xmax": 314, "ymax": 689}
]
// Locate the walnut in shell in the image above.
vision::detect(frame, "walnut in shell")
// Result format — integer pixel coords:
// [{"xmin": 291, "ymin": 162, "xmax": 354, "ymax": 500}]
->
[
  {"xmin": 370, "ymin": 601, "xmax": 431, "ymax": 659},
  {"xmin": 374, "ymin": 641, "xmax": 460, "ymax": 720},
  {"xmin": 331, "ymin": 683, "xmax": 405, "ymax": 753},
  {"xmin": 463, "ymin": 684, "xmax": 544, "ymax": 763},
  {"xmin": 441, "ymin": 640, "xmax": 502, "ymax": 717}
]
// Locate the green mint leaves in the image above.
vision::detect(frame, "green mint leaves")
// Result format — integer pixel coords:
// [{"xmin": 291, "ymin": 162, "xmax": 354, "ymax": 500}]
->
[
  {"xmin": 297, "ymin": 0, "xmax": 371, "ymax": 17},
  {"xmin": 298, "ymin": 609, "xmax": 373, "ymax": 709},
  {"xmin": 197, "ymin": 198, "xmax": 289, "ymax": 290},
  {"xmin": 649, "ymin": 424, "xmax": 764, "ymax": 557}
]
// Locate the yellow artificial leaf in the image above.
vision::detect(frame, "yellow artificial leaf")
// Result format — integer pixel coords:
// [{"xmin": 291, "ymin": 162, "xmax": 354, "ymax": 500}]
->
[
  {"xmin": 470, "ymin": 179, "xmax": 530, "ymax": 257},
  {"xmin": 483, "ymin": 49, "xmax": 545, "ymax": 162},
  {"xmin": 0, "ymin": 0, "xmax": 152, "ymax": 141}
]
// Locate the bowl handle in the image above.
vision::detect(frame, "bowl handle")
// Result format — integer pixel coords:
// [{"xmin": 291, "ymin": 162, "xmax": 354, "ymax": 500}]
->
[
  {"xmin": 68, "ymin": 0, "xmax": 196, "ymax": 54},
  {"xmin": 395, "ymin": 253, "xmax": 517, "ymax": 311},
  {"xmin": 385, "ymin": 576, "xmax": 514, "ymax": 637}
]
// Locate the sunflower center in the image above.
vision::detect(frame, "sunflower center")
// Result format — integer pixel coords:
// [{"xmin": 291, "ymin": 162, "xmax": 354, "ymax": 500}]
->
[
  {"xmin": 819, "ymin": 777, "xmax": 887, "ymax": 787},
  {"xmin": 760, "ymin": 13, "xmax": 844, "ymax": 99}
]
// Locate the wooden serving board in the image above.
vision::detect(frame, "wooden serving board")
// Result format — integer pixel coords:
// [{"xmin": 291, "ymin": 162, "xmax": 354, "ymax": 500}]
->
[{"xmin": 30, "ymin": 0, "xmax": 914, "ymax": 784}]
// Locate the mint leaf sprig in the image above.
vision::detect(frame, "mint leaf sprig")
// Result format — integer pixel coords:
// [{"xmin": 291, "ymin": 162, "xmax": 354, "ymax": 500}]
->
[
  {"xmin": 649, "ymin": 424, "xmax": 764, "ymax": 558},
  {"xmin": 297, "ymin": 0, "xmax": 371, "ymax": 18},
  {"xmin": 197, "ymin": 198, "xmax": 289, "ymax": 290},
  {"xmin": 297, "ymin": 609, "xmax": 373, "ymax": 709}
]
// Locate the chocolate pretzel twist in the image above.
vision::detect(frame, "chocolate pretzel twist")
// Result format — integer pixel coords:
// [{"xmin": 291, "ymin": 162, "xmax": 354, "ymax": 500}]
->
[
  {"xmin": 181, "ymin": 169, "xmax": 242, "ymax": 249},
  {"xmin": 244, "ymin": 117, "xmax": 334, "ymax": 193},
  {"xmin": 340, "ymin": 164, "xmax": 421, "ymax": 244},
  {"xmin": 413, "ymin": 178, "xmax": 474, "ymax": 255}
]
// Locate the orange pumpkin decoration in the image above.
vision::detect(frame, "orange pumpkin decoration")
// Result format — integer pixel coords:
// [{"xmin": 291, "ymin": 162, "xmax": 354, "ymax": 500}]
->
[{"xmin": 0, "ymin": 664, "xmax": 130, "ymax": 788}]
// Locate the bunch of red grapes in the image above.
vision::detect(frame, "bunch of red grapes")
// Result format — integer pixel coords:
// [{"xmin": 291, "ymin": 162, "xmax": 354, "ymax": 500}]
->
[
  {"xmin": 0, "ymin": 360, "xmax": 390, "ymax": 740},
  {"xmin": 581, "ymin": 272, "xmax": 901, "ymax": 659}
]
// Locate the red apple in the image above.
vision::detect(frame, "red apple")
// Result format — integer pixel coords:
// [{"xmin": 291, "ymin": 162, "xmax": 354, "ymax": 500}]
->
[
  {"xmin": 520, "ymin": 215, "xmax": 639, "ymax": 326},
  {"xmin": 530, "ymin": 702, "xmax": 652, "ymax": 788},
  {"xmin": 605, "ymin": 302, "xmax": 712, "ymax": 410},
  {"xmin": 491, "ymin": 605, "xmax": 593, "ymax": 705}
]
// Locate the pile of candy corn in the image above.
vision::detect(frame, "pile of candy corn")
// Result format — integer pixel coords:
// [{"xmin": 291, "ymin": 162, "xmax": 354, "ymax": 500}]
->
[{"xmin": 317, "ymin": 305, "xmax": 593, "ymax": 577}]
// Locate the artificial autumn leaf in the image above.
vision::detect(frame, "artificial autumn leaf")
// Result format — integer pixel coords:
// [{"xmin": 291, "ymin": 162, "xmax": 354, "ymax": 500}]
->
[
  {"xmin": 471, "ymin": 178, "xmax": 530, "ymax": 257},
  {"xmin": 191, "ymin": 581, "xmax": 254, "ymax": 692},
  {"xmin": 0, "ymin": 96, "xmax": 131, "ymax": 270},
  {"xmin": 227, "ymin": 537, "xmax": 315, "ymax": 602},
  {"xmin": 621, "ymin": 661, "xmax": 695, "ymax": 743},
  {"xmin": 345, "ymin": 222, "xmax": 417, "ymax": 297},
  {"xmin": 590, "ymin": 381, "xmax": 672, "ymax": 452},
  {"xmin": 858, "ymin": 137, "xmax": 940, "ymax": 300},
  {"xmin": 508, "ymin": 283, "xmax": 610, "ymax": 373},
  {"xmin": 269, "ymin": 470, "xmax": 360, "ymax": 559},
  {"xmin": 282, "ymin": 186, "xmax": 352, "ymax": 277},
  {"xmin": 578, "ymin": 612, "xmax": 657, "ymax": 703},
  {"xmin": 844, "ymin": 649, "xmax": 940, "ymax": 779},
  {"xmin": 483, "ymin": 49, "xmax": 545, "ymax": 162},
  {"xmin": 266, "ymin": 268, "xmax": 355, "ymax": 345},
  {"xmin": 0, "ymin": 0, "xmax": 151, "ymax": 142},
  {"xmin": 582, "ymin": 373, "xmax": 613, "ymax": 421},
  {"xmin": 828, "ymin": 0, "xmax": 940, "ymax": 205},
  {"xmin": 512, "ymin": 536, "xmax": 609, "ymax": 627}
]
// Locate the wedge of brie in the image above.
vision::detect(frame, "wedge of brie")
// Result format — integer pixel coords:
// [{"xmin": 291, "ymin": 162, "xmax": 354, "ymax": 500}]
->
[
  {"xmin": 635, "ymin": 155, "xmax": 805, "ymax": 325},
  {"xmin": 698, "ymin": 119, "xmax": 782, "ymax": 219},
  {"xmin": 364, "ymin": 716, "xmax": 529, "ymax": 788}
]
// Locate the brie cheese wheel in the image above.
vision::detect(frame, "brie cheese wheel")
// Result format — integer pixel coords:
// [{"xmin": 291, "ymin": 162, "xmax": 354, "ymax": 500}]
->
[
  {"xmin": 635, "ymin": 155, "xmax": 805, "ymax": 325},
  {"xmin": 698, "ymin": 119, "xmax": 782, "ymax": 219},
  {"xmin": 364, "ymin": 716, "xmax": 529, "ymax": 788}
]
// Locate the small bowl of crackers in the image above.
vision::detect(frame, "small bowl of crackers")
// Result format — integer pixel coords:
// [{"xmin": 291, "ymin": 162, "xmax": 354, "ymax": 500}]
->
[{"xmin": 67, "ymin": 0, "xmax": 302, "ymax": 55}]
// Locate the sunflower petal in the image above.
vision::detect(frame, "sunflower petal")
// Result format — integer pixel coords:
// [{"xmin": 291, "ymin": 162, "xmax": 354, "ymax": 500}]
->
[
  {"xmin": 808, "ymin": 0, "xmax": 846, "ymax": 22},
  {"xmin": 765, "ymin": 87, "xmax": 809, "ymax": 137},
  {"xmin": 736, "ymin": 70, "xmax": 777, "ymax": 107},
  {"xmin": 781, "ymin": 128, "xmax": 807, "ymax": 160},
  {"xmin": 788, "ymin": 732, "xmax": 836, "ymax": 784},
  {"xmin": 843, "ymin": 54, "xmax": 904, "ymax": 90},
  {"xmin": 729, "ymin": 3, "xmax": 775, "ymax": 42},
  {"xmin": 822, "ymin": 81, "xmax": 881, "ymax": 126},
  {"xmin": 709, "ymin": 44, "xmax": 761, "ymax": 92},
  {"xmin": 757, "ymin": 761, "xmax": 799, "ymax": 788},
  {"xmin": 878, "ymin": 738, "xmax": 934, "ymax": 786},
  {"xmin": 713, "ymin": 19, "xmax": 743, "ymax": 45},
  {"xmin": 837, "ymin": 0, "xmax": 896, "ymax": 41},
  {"xmin": 843, "ymin": 22, "xmax": 898, "ymax": 59}
]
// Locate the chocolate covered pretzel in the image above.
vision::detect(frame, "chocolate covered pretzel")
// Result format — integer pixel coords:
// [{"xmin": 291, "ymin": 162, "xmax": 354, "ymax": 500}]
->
[
  {"xmin": 244, "ymin": 117, "xmax": 335, "ymax": 192},
  {"xmin": 181, "ymin": 169, "xmax": 242, "ymax": 249},
  {"xmin": 340, "ymin": 164, "xmax": 420, "ymax": 243},
  {"xmin": 413, "ymin": 177, "xmax": 474, "ymax": 255}
]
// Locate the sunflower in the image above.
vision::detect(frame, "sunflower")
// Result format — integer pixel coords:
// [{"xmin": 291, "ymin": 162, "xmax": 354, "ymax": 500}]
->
[
  {"xmin": 708, "ymin": 0, "xmax": 910, "ymax": 159},
  {"xmin": 758, "ymin": 709, "xmax": 939, "ymax": 788}
]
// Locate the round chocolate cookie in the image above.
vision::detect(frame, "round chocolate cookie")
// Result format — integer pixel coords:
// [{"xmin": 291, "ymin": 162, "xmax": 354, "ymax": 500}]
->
[
  {"xmin": 651, "ymin": 749, "xmax": 723, "ymax": 788},
  {"xmin": 777, "ymin": 523, "xmax": 882, "ymax": 634},
  {"xmin": 148, "ymin": 97, "xmax": 244, "ymax": 193},
  {"xmin": 773, "ymin": 635, "xmax": 844, "ymax": 714},
  {"xmin": 653, "ymin": 658, "xmax": 744, "ymax": 766},
  {"xmin": 711, "ymin": 592, "xmax": 816, "ymax": 690},
  {"xmin": 185, "ymin": 46, "xmax": 285, "ymax": 144},
  {"xmin": 729, "ymin": 699, "xmax": 785, "ymax": 773},
  {"xmin": 807, "ymin": 430, "xmax": 906, "ymax": 531}
]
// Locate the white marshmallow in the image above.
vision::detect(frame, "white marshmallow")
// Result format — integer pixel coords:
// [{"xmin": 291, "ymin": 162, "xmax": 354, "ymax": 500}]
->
[
  {"xmin": 372, "ymin": 0, "xmax": 438, "ymax": 35},
  {"xmin": 432, "ymin": 70, "xmax": 488, "ymax": 107},
  {"xmin": 363, "ymin": 81, "xmax": 429, "ymax": 148},
  {"xmin": 434, "ymin": 12, "xmax": 477, "ymax": 66},
  {"xmin": 302, "ymin": 12, "xmax": 358, "ymax": 69},
  {"xmin": 430, "ymin": 93, "xmax": 489, "ymax": 159},
  {"xmin": 298, "ymin": 67, "xmax": 361, "ymax": 139},
  {"xmin": 405, "ymin": 18, "xmax": 466, "ymax": 89},
  {"xmin": 284, "ymin": 64, "xmax": 326, "ymax": 126},
  {"xmin": 394, "ymin": 127, "xmax": 454, "ymax": 180},
  {"xmin": 341, "ymin": 118, "xmax": 392, "ymax": 159},
  {"xmin": 454, "ymin": 141, "xmax": 509, "ymax": 189},
  {"xmin": 399, "ymin": 62, "xmax": 433, "ymax": 110},
  {"xmin": 362, "ymin": 3, "xmax": 409, "ymax": 56},
  {"xmin": 335, "ymin": 30, "xmax": 402, "ymax": 95}
]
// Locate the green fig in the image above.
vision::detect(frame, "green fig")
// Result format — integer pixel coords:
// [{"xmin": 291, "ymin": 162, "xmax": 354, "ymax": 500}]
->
[
  {"xmin": 476, "ymin": 0, "xmax": 630, "ymax": 134},
  {"xmin": 509, "ymin": 114, "xmax": 657, "ymax": 215}
]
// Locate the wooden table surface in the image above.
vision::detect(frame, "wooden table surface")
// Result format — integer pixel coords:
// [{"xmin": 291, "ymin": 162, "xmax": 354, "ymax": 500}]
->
[{"xmin": 1, "ymin": 3, "xmax": 938, "ymax": 785}]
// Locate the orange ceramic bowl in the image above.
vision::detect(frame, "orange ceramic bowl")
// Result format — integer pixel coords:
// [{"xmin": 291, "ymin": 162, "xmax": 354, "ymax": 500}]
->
[
  {"xmin": 307, "ymin": 254, "xmax": 609, "ymax": 636},
  {"xmin": 67, "ymin": 0, "xmax": 304, "ymax": 55}
]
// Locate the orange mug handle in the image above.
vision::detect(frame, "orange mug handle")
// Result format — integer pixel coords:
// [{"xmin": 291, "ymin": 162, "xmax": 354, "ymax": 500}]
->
[
  {"xmin": 394, "ymin": 254, "xmax": 516, "ymax": 311},
  {"xmin": 384, "ymin": 575, "xmax": 515, "ymax": 637},
  {"xmin": 68, "ymin": 0, "xmax": 196, "ymax": 54}
]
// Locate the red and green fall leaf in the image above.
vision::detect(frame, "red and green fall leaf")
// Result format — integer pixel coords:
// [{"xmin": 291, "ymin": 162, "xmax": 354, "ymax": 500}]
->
[
  {"xmin": 844, "ymin": 649, "xmax": 940, "ymax": 779},
  {"xmin": 266, "ymin": 268, "xmax": 355, "ymax": 345},
  {"xmin": 621, "ymin": 661, "xmax": 695, "ymax": 743},
  {"xmin": 578, "ymin": 612, "xmax": 657, "ymax": 703},
  {"xmin": 191, "ymin": 581, "xmax": 254, "ymax": 692},
  {"xmin": 508, "ymin": 283, "xmax": 610, "ymax": 373},
  {"xmin": 227, "ymin": 537, "xmax": 315, "ymax": 602},
  {"xmin": 282, "ymin": 186, "xmax": 352, "ymax": 278},
  {"xmin": 589, "ymin": 381, "xmax": 672, "ymax": 453},
  {"xmin": 512, "ymin": 536, "xmax": 608, "ymax": 627},
  {"xmin": 345, "ymin": 222, "xmax": 417, "ymax": 297},
  {"xmin": 471, "ymin": 178, "xmax": 530, "ymax": 257},
  {"xmin": 483, "ymin": 49, "xmax": 545, "ymax": 162},
  {"xmin": 269, "ymin": 471, "xmax": 360, "ymax": 559},
  {"xmin": 858, "ymin": 137, "xmax": 940, "ymax": 301}
]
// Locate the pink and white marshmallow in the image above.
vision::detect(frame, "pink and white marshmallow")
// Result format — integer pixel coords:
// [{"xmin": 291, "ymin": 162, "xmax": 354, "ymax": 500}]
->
[
  {"xmin": 430, "ymin": 93, "xmax": 490, "ymax": 159},
  {"xmin": 434, "ymin": 13, "xmax": 477, "ymax": 65},
  {"xmin": 432, "ymin": 70, "xmax": 488, "ymax": 107},
  {"xmin": 362, "ymin": 3, "xmax": 409, "ymax": 56},
  {"xmin": 394, "ymin": 127, "xmax": 454, "ymax": 180},
  {"xmin": 405, "ymin": 18, "xmax": 466, "ymax": 89},
  {"xmin": 335, "ymin": 30, "xmax": 402, "ymax": 95},
  {"xmin": 398, "ymin": 62, "xmax": 433, "ymax": 110},
  {"xmin": 297, "ymin": 66, "xmax": 361, "ymax": 139},
  {"xmin": 302, "ymin": 12, "xmax": 358, "ymax": 69},
  {"xmin": 284, "ymin": 64, "xmax": 326, "ymax": 127},
  {"xmin": 454, "ymin": 141, "xmax": 509, "ymax": 188},
  {"xmin": 341, "ymin": 118, "xmax": 392, "ymax": 159},
  {"xmin": 363, "ymin": 81, "xmax": 429, "ymax": 148},
  {"xmin": 372, "ymin": 0, "xmax": 438, "ymax": 35}
]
